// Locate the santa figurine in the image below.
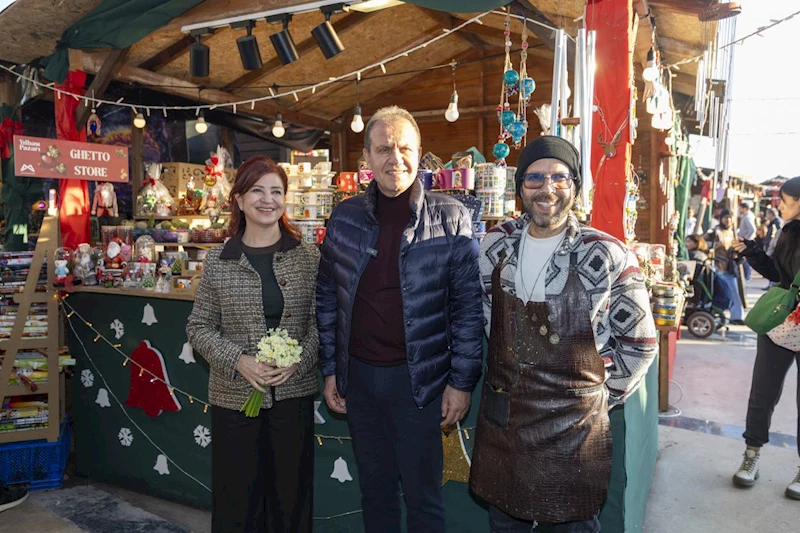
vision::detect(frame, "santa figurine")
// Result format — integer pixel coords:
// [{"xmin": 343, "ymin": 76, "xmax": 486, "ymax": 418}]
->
[{"xmin": 91, "ymin": 182, "xmax": 119, "ymax": 226}]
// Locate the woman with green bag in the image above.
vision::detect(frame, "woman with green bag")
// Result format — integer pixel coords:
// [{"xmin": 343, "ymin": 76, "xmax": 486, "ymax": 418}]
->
[{"xmin": 730, "ymin": 176, "xmax": 800, "ymax": 500}]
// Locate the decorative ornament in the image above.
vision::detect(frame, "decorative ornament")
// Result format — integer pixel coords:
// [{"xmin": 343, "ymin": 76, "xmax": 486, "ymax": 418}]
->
[
  {"xmin": 125, "ymin": 340, "xmax": 182, "ymax": 417},
  {"xmin": 118, "ymin": 427, "xmax": 134, "ymax": 447},
  {"xmin": 91, "ymin": 182, "xmax": 118, "ymax": 218},
  {"xmin": 330, "ymin": 457, "xmax": 353, "ymax": 483},
  {"xmin": 153, "ymin": 454, "xmax": 170, "ymax": 476},
  {"xmin": 493, "ymin": 142, "xmax": 511, "ymax": 160},
  {"xmin": 193, "ymin": 425, "xmax": 212, "ymax": 448},
  {"xmin": 141, "ymin": 303, "xmax": 158, "ymax": 326},
  {"xmin": 179, "ymin": 342, "xmax": 196, "ymax": 364},
  {"xmin": 87, "ymin": 109, "xmax": 102, "ymax": 138},
  {"xmin": 314, "ymin": 401, "xmax": 326, "ymax": 424},
  {"xmin": 508, "ymin": 121, "xmax": 528, "ymax": 147},
  {"xmin": 499, "ymin": 110, "xmax": 516, "ymax": 128},
  {"xmin": 80, "ymin": 369, "xmax": 94, "ymax": 388},
  {"xmin": 95, "ymin": 388, "xmax": 111, "ymax": 408},
  {"xmin": 141, "ymin": 272, "xmax": 155, "ymax": 290},
  {"xmin": 521, "ymin": 77, "xmax": 536, "ymax": 99},
  {"xmin": 503, "ymin": 69, "xmax": 520, "ymax": 87},
  {"xmin": 110, "ymin": 319, "xmax": 125, "ymax": 340},
  {"xmin": 441, "ymin": 422, "xmax": 471, "ymax": 485}
]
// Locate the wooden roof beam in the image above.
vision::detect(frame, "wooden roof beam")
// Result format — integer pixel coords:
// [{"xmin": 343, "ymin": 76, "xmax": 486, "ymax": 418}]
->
[
  {"xmin": 415, "ymin": 7, "xmax": 485, "ymax": 53},
  {"xmin": 646, "ymin": 0, "xmax": 714, "ymax": 16},
  {"xmin": 225, "ymin": 11, "xmax": 376, "ymax": 91},
  {"xmin": 76, "ymin": 47, "xmax": 131, "ymax": 128},
  {"xmin": 138, "ymin": 35, "xmax": 199, "ymax": 72},
  {"xmin": 512, "ymin": 0, "xmax": 574, "ymax": 64},
  {"xmin": 81, "ymin": 51, "xmax": 337, "ymax": 132}
]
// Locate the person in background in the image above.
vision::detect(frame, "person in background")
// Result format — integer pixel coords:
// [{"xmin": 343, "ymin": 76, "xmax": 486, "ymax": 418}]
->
[
  {"xmin": 685, "ymin": 206, "xmax": 698, "ymax": 237},
  {"xmin": 471, "ymin": 136, "xmax": 658, "ymax": 532},
  {"xmin": 713, "ymin": 209, "xmax": 745, "ymax": 325},
  {"xmin": 754, "ymin": 222, "xmax": 769, "ymax": 253},
  {"xmin": 765, "ymin": 207, "xmax": 783, "ymax": 256},
  {"xmin": 730, "ymin": 176, "xmax": 800, "ymax": 501},
  {"xmin": 316, "ymin": 106, "xmax": 483, "ymax": 533},
  {"xmin": 738, "ymin": 201, "xmax": 757, "ymax": 281},
  {"xmin": 187, "ymin": 157, "xmax": 320, "ymax": 533},
  {"xmin": 686, "ymin": 234, "xmax": 709, "ymax": 262}
]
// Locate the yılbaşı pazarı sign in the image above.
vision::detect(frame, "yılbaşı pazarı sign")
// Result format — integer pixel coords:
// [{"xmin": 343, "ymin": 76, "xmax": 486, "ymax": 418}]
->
[{"xmin": 13, "ymin": 135, "xmax": 129, "ymax": 182}]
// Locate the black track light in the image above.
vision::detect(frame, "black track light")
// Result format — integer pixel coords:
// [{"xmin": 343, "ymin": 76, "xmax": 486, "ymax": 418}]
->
[
  {"xmin": 312, "ymin": 8, "xmax": 345, "ymax": 60},
  {"xmin": 233, "ymin": 21, "xmax": 263, "ymax": 71},
  {"xmin": 189, "ymin": 29, "xmax": 213, "ymax": 78},
  {"xmin": 267, "ymin": 14, "xmax": 299, "ymax": 66}
]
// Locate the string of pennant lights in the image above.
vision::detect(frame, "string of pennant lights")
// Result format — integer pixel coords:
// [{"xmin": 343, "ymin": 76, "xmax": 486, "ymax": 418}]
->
[{"xmin": 0, "ymin": 8, "xmax": 568, "ymax": 130}]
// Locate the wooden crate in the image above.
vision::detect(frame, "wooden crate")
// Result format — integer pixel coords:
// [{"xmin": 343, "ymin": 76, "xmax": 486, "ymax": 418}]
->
[{"xmin": 160, "ymin": 163, "xmax": 236, "ymax": 200}]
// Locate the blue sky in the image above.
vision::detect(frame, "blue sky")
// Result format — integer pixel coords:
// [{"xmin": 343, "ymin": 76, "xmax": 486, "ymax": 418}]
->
[{"xmin": 691, "ymin": 0, "xmax": 800, "ymax": 183}]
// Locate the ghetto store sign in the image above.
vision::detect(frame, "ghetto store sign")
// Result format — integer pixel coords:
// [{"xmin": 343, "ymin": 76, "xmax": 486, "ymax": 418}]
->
[{"xmin": 14, "ymin": 135, "xmax": 130, "ymax": 182}]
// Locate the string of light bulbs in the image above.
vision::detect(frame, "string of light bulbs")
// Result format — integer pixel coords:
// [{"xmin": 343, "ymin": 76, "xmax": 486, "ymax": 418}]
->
[{"xmin": 0, "ymin": 9, "xmax": 568, "ymax": 131}]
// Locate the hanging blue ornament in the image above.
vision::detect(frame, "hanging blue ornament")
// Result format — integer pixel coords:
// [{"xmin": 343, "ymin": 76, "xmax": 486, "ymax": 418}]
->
[
  {"xmin": 508, "ymin": 121, "xmax": 527, "ymax": 145},
  {"xmin": 499, "ymin": 110, "xmax": 516, "ymax": 128},
  {"xmin": 493, "ymin": 142, "xmax": 510, "ymax": 160},
  {"xmin": 521, "ymin": 78, "xmax": 536, "ymax": 98},
  {"xmin": 503, "ymin": 69, "xmax": 520, "ymax": 87}
]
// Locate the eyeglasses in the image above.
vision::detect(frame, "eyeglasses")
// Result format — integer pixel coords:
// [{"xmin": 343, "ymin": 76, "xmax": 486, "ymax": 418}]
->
[{"xmin": 521, "ymin": 172, "xmax": 574, "ymax": 190}]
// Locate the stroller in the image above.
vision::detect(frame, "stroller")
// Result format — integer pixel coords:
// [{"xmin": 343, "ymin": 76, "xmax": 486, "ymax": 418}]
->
[{"xmin": 679, "ymin": 257, "xmax": 731, "ymax": 338}]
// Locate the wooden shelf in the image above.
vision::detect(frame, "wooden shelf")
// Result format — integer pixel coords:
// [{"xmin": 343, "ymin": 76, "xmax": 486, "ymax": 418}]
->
[
  {"xmin": 153, "ymin": 242, "xmax": 221, "ymax": 248},
  {"xmin": 0, "ymin": 426, "xmax": 53, "ymax": 444},
  {"xmin": 0, "ymin": 337, "xmax": 51, "ymax": 349},
  {"xmin": 134, "ymin": 214, "xmax": 229, "ymax": 220},
  {"xmin": 74, "ymin": 285, "xmax": 196, "ymax": 302}
]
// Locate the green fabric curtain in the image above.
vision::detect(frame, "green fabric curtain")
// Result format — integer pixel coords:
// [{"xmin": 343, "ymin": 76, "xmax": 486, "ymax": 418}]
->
[
  {"xmin": 674, "ymin": 155, "xmax": 696, "ymax": 261},
  {"xmin": 41, "ymin": 0, "xmax": 204, "ymax": 83},
  {"xmin": 0, "ymin": 104, "xmax": 40, "ymax": 251}
]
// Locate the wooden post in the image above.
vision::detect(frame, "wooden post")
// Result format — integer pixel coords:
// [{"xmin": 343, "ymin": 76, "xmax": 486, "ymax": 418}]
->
[
  {"xmin": 220, "ymin": 127, "xmax": 235, "ymax": 160},
  {"xmin": 131, "ymin": 110, "xmax": 144, "ymax": 196},
  {"xmin": 331, "ymin": 128, "xmax": 347, "ymax": 174}
]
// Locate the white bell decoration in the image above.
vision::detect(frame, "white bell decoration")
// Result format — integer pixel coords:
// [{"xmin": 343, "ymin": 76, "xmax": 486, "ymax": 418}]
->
[
  {"xmin": 179, "ymin": 342, "xmax": 196, "ymax": 364},
  {"xmin": 95, "ymin": 388, "xmax": 111, "ymax": 408},
  {"xmin": 153, "ymin": 454, "xmax": 170, "ymax": 475},
  {"xmin": 330, "ymin": 456, "xmax": 353, "ymax": 483},
  {"xmin": 141, "ymin": 304, "xmax": 158, "ymax": 326}
]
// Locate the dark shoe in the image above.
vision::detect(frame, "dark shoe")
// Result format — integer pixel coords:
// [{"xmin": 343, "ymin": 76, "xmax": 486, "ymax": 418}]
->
[
  {"xmin": 0, "ymin": 483, "xmax": 29, "ymax": 513},
  {"xmin": 730, "ymin": 319, "xmax": 746, "ymax": 326}
]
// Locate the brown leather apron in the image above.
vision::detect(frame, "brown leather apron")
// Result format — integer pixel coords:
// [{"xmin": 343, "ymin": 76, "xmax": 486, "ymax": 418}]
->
[{"xmin": 470, "ymin": 253, "xmax": 612, "ymax": 523}]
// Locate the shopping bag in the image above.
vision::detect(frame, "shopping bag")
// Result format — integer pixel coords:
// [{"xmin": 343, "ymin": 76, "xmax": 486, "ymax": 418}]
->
[{"xmin": 767, "ymin": 306, "xmax": 800, "ymax": 351}]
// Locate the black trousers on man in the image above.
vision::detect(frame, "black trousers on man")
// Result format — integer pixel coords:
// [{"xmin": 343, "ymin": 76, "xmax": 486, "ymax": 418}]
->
[
  {"xmin": 211, "ymin": 396, "xmax": 314, "ymax": 533},
  {"xmin": 744, "ymin": 335, "xmax": 800, "ymax": 457}
]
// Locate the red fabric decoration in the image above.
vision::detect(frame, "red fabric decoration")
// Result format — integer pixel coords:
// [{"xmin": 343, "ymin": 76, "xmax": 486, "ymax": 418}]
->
[
  {"xmin": 0, "ymin": 118, "xmax": 23, "ymax": 159},
  {"xmin": 125, "ymin": 340, "xmax": 182, "ymax": 417},
  {"xmin": 586, "ymin": 0, "xmax": 634, "ymax": 241},
  {"xmin": 54, "ymin": 70, "xmax": 91, "ymax": 249}
]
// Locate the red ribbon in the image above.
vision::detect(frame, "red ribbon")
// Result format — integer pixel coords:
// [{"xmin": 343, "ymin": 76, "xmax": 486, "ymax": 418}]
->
[{"xmin": 0, "ymin": 117, "xmax": 23, "ymax": 159}]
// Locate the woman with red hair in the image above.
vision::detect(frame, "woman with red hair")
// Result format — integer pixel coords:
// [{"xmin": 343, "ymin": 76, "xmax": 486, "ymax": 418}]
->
[{"xmin": 187, "ymin": 156, "xmax": 319, "ymax": 533}]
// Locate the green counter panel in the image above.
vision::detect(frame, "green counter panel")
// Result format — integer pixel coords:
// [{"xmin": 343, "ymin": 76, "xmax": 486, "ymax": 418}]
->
[{"xmin": 68, "ymin": 292, "xmax": 658, "ymax": 531}]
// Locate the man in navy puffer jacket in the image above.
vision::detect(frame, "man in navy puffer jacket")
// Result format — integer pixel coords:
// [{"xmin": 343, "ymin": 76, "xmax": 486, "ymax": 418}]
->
[{"xmin": 317, "ymin": 106, "xmax": 483, "ymax": 533}]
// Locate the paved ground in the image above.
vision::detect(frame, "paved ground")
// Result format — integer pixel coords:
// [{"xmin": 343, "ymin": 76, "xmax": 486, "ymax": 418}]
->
[{"xmin": 2, "ymin": 276, "xmax": 797, "ymax": 532}]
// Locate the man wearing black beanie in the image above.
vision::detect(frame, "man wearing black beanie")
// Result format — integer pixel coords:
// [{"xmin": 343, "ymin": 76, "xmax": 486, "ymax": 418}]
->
[{"xmin": 470, "ymin": 136, "xmax": 658, "ymax": 532}]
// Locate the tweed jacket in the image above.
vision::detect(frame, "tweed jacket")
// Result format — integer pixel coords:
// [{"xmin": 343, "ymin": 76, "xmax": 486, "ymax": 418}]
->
[
  {"xmin": 186, "ymin": 230, "xmax": 320, "ymax": 411},
  {"xmin": 479, "ymin": 212, "xmax": 658, "ymax": 405}
]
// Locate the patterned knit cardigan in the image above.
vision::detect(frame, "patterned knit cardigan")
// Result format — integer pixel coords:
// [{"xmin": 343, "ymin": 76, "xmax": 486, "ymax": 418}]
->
[
  {"xmin": 186, "ymin": 232, "xmax": 320, "ymax": 411},
  {"xmin": 479, "ymin": 213, "xmax": 658, "ymax": 405}
]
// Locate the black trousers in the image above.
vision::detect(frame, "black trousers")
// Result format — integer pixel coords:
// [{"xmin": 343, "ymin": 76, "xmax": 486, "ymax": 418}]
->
[
  {"xmin": 211, "ymin": 396, "xmax": 314, "ymax": 533},
  {"xmin": 743, "ymin": 335, "xmax": 800, "ymax": 458},
  {"xmin": 489, "ymin": 505, "xmax": 600, "ymax": 533}
]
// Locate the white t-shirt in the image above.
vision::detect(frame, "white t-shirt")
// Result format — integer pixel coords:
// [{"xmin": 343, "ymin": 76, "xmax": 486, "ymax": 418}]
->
[{"xmin": 515, "ymin": 224, "xmax": 568, "ymax": 304}]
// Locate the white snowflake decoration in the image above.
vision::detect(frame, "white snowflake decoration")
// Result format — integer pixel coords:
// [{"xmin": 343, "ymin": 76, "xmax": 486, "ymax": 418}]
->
[
  {"xmin": 193, "ymin": 425, "xmax": 211, "ymax": 448},
  {"xmin": 110, "ymin": 319, "xmax": 125, "ymax": 340},
  {"xmin": 80, "ymin": 369, "xmax": 94, "ymax": 388},
  {"xmin": 118, "ymin": 427, "xmax": 134, "ymax": 447}
]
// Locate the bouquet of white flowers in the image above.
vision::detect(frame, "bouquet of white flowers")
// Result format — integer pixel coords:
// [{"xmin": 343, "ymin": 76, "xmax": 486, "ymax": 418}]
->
[{"xmin": 240, "ymin": 328, "xmax": 303, "ymax": 417}]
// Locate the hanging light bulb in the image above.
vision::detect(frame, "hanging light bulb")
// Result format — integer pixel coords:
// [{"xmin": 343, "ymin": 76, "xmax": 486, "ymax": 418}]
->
[
  {"xmin": 272, "ymin": 113, "xmax": 285, "ymax": 138},
  {"xmin": 133, "ymin": 113, "xmax": 146, "ymax": 129},
  {"xmin": 643, "ymin": 47, "xmax": 659, "ymax": 82},
  {"xmin": 445, "ymin": 91, "xmax": 459, "ymax": 122},
  {"xmin": 195, "ymin": 114, "xmax": 209, "ymax": 134},
  {"xmin": 351, "ymin": 104, "xmax": 364, "ymax": 133}
]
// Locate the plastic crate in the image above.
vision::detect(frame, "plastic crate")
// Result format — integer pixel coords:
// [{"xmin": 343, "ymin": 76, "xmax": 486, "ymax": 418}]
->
[{"xmin": 0, "ymin": 415, "xmax": 70, "ymax": 491}]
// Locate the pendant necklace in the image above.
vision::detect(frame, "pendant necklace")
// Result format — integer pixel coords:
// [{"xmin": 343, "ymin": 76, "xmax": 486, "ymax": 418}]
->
[{"xmin": 518, "ymin": 230, "xmax": 564, "ymax": 304}]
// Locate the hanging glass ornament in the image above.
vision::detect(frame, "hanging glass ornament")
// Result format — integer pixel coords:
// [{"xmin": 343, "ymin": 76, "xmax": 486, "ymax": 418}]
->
[
  {"xmin": 499, "ymin": 110, "xmax": 516, "ymax": 128},
  {"xmin": 87, "ymin": 109, "xmax": 102, "ymax": 138},
  {"xmin": 508, "ymin": 121, "xmax": 527, "ymax": 147},
  {"xmin": 504, "ymin": 69, "xmax": 520, "ymax": 87},
  {"xmin": 493, "ymin": 142, "xmax": 510, "ymax": 160},
  {"xmin": 521, "ymin": 78, "xmax": 536, "ymax": 99}
]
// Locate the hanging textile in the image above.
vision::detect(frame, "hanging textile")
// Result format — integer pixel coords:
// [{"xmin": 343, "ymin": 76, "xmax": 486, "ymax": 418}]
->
[
  {"xmin": 0, "ymin": 104, "xmax": 39, "ymax": 251},
  {"xmin": 586, "ymin": 0, "xmax": 634, "ymax": 241},
  {"xmin": 674, "ymin": 156, "xmax": 696, "ymax": 260},
  {"xmin": 55, "ymin": 70, "xmax": 91, "ymax": 249}
]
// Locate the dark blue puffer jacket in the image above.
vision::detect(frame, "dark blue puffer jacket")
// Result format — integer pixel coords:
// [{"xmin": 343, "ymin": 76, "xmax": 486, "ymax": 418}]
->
[{"xmin": 316, "ymin": 180, "xmax": 483, "ymax": 408}]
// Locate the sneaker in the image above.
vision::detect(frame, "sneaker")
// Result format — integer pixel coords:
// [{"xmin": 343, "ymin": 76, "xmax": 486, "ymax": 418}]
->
[
  {"xmin": 733, "ymin": 448, "xmax": 760, "ymax": 487},
  {"xmin": 0, "ymin": 483, "xmax": 28, "ymax": 513},
  {"xmin": 787, "ymin": 467, "xmax": 800, "ymax": 500}
]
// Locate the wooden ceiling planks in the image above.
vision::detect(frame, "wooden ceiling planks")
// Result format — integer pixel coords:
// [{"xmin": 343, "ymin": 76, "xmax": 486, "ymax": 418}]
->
[
  {"xmin": 0, "ymin": 0, "xmax": 102, "ymax": 64},
  {"xmin": 160, "ymin": 0, "xmax": 317, "ymax": 31}
]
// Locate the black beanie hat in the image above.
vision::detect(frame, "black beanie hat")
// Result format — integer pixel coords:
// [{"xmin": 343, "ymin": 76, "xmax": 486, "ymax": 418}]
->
[
  {"xmin": 780, "ymin": 176, "xmax": 800, "ymax": 198},
  {"xmin": 514, "ymin": 135, "xmax": 582, "ymax": 196}
]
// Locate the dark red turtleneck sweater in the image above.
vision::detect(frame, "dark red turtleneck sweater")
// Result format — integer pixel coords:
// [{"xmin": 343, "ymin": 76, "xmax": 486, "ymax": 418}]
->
[{"xmin": 349, "ymin": 186, "xmax": 413, "ymax": 367}]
